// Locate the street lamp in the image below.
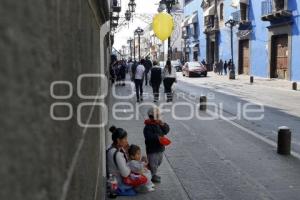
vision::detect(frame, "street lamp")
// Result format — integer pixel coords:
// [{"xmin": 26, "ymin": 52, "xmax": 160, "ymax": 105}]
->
[
  {"xmin": 128, "ymin": 0, "xmax": 136, "ymax": 13},
  {"xmin": 225, "ymin": 17, "xmax": 238, "ymax": 79},
  {"xmin": 134, "ymin": 27, "xmax": 144, "ymax": 61},
  {"xmin": 157, "ymin": 0, "xmax": 179, "ymax": 60},
  {"xmin": 127, "ymin": 38, "xmax": 133, "ymax": 59},
  {"xmin": 125, "ymin": 10, "xmax": 131, "ymax": 21}
]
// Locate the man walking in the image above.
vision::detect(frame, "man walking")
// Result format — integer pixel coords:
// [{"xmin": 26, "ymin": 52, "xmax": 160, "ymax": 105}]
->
[
  {"xmin": 134, "ymin": 59, "xmax": 145, "ymax": 102},
  {"xmin": 144, "ymin": 57, "xmax": 153, "ymax": 86},
  {"xmin": 219, "ymin": 59, "xmax": 224, "ymax": 75},
  {"xmin": 224, "ymin": 60, "xmax": 228, "ymax": 75},
  {"xmin": 150, "ymin": 61, "xmax": 162, "ymax": 102}
]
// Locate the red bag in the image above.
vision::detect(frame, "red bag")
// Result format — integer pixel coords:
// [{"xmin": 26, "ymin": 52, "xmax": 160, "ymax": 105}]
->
[
  {"xmin": 123, "ymin": 173, "xmax": 147, "ymax": 187},
  {"xmin": 159, "ymin": 136, "xmax": 171, "ymax": 146}
]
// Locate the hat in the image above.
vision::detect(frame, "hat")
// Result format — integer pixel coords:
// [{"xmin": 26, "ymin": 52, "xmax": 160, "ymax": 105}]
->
[{"xmin": 147, "ymin": 107, "xmax": 159, "ymax": 119}]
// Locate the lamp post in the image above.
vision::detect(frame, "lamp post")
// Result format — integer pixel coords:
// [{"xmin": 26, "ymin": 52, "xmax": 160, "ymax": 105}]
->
[
  {"xmin": 157, "ymin": 43, "xmax": 162, "ymax": 61},
  {"xmin": 158, "ymin": 0, "xmax": 179, "ymax": 60},
  {"xmin": 133, "ymin": 34, "xmax": 136, "ymax": 61},
  {"xmin": 125, "ymin": 10, "xmax": 131, "ymax": 21},
  {"xmin": 128, "ymin": 0, "xmax": 136, "ymax": 13},
  {"xmin": 127, "ymin": 38, "xmax": 133, "ymax": 59},
  {"xmin": 225, "ymin": 18, "xmax": 238, "ymax": 79},
  {"xmin": 134, "ymin": 27, "xmax": 144, "ymax": 61}
]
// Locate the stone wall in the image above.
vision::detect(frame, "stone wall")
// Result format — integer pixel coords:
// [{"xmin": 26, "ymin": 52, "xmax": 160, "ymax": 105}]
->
[{"xmin": 0, "ymin": 0, "xmax": 110, "ymax": 200}]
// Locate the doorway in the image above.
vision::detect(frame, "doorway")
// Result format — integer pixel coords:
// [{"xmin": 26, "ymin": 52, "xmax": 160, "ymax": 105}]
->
[
  {"xmin": 271, "ymin": 34, "xmax": 288, "ymax": 79},
  {"xmin": 238, "ymin": 40, "xmax": 250, "ymax": 75}
]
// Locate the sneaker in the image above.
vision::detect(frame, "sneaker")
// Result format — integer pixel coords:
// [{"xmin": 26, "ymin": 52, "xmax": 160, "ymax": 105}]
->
[
  {"xmin": 140, "ymin": 98, "xmax": 143, "ymax": 101},
  {"xmin": 151, "ymin": 175, "xmax": 161, "ymax": 183},
  {"xmin": 147, "ymin": 187, "xmax": 155, "ymax": 192},
  {"xmin": 150, "ymin": 183, "xmax": 155, "ymax": 188}
]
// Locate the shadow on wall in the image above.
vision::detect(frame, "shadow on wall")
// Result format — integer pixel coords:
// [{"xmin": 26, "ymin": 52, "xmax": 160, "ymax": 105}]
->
[{"xmin": 290, "ymin": 0, "xmax": 299, "ymax": 35}]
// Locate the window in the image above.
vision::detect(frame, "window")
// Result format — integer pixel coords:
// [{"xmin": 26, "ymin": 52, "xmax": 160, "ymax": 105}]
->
[
  {"xmin": 186, "ymin": 26, "xmax": 190, "ymax": 35},
  {"xmin": 274, "ymin": 0, "xmax": 284, "ymax": 11},
  {"xmin": 193, "ymin": 23, "xmax": 198, "ymax": 37},
  {"xmin": 204, "ymin": 16, "xmax": 214, "ymax": 27},
  {"xmin": 193, "ymin": 52, "xmax": 198, "ymax": 61},
  {"xmin": 220, "ymin": 3, "xmax": 224, "ymax": 21},
  {"xmin": 240, "ymin": 3, "xmax": 248, "ymax": 21}
]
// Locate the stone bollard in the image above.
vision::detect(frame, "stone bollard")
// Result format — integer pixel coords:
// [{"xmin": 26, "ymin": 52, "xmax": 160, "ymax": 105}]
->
[
  {"xmin": 277, "ymin": 126, "xmax": 291, "ymax": 155},
  {"xmin": 292, "ymin": 82, "xmax": 297, "ymax": 91},
  {"xmin": 250, "ymin": 76, "xmax": 254, "ymax": 84},
  {"xmin": 199, "ymin": 96, "xmax": 207, "ymax": 111}
]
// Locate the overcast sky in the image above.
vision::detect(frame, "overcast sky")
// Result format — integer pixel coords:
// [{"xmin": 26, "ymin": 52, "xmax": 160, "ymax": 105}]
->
[{"xmin": 113, "ymin": 0, "xmax": 160, "ymax": 51}]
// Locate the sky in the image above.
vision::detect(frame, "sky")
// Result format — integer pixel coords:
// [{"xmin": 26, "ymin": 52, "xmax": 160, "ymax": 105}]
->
[{"xmin": 113, "ymin": 0, "xmax": 160, "ymax": 51}]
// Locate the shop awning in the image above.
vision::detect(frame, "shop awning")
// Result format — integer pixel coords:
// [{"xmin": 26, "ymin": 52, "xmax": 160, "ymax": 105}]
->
[
  {"xmin": 188, "ymin": 13, "xmax": 198, "ymax": 24},
  {"xmin": 204, "ymin": 5, "xmax": 215, "ymax": 17},
  {"xmin": 181, "ymin": 16, "xmax": 190, "ymax": 27}
]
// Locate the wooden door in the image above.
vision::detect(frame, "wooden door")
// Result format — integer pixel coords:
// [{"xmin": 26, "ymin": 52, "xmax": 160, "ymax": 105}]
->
[
  {"xmin": 239, "ymin": 40, "xmax": 250, "ymax": 75},
  {"xmin": 271, "ymin": 35, "xmax": 288, "ymax": 79}
]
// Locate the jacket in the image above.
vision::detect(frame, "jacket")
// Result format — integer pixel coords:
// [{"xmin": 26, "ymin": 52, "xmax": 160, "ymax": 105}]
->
[
  {"xmin": 143, "ymin": 119, "xmax": 170, "ymax": 154},
  {"xmin": 150, "ymin": 65, "xmax": 162, "ymax": 85}
]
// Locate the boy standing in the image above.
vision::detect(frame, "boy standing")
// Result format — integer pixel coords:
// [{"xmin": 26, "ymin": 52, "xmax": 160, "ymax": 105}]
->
[{"xmin": 143, "ymin": 107, "xmax": 170, "ymax": 183}]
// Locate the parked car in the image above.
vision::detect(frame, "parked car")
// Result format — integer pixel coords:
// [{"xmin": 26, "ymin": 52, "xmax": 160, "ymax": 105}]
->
[
  {"xmin": 171, "ymin": 60, "xmax": 183, "ymax": 72},
  {"xmin": 182, "ymin": 61, "xmax": 207, "ymax": 77}
]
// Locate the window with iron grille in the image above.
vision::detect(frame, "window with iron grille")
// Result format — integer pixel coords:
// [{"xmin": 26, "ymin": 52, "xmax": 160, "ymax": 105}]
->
[{"xmin": 240, "ymin": 3, "xmax": 248, "ymax": 21}]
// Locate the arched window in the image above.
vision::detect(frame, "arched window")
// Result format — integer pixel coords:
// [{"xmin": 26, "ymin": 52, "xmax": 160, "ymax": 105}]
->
[{"xmin": 220, "ymin": 3, "xmax": 224, "ymax": 21}]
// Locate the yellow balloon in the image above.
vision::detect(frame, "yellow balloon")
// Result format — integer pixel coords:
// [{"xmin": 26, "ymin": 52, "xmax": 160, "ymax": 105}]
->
[{"xmin": 152, "ymin": 12, "xmax": 174, "ymax": 41}]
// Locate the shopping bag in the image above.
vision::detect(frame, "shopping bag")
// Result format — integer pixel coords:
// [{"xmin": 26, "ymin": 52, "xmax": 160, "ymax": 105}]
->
[{"xmin": 159, "ymin": 136, "xmax": 172, "ymax": 146}]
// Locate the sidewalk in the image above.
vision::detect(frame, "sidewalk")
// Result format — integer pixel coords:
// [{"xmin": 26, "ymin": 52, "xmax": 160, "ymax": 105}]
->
[
  {"xmin": 208, "ymin": 72, "xmax": 300, "ymax": 91},
  {"xmin": 177, "ymin": 71, "xmax": 300, "ymax": 117},
  {"xmin": 107, "ymin": 84, "xmax": 190, "ymax": 200}
]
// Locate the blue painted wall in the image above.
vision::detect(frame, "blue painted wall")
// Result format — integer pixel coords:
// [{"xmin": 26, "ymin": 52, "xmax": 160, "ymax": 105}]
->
[
  {"xmin": 249, "ymin": 0, "xmax": 269, "ymax": 78},
  {"xmin": 183, "ymin": 0, "xmax": 206, "ymax": 61},
  {"xmin": 289, "ymin": 0, "xmax": 300, "ymax": 81}
]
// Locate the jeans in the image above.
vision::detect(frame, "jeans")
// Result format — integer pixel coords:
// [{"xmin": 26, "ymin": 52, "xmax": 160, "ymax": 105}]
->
[
  {"xmin": 134, "ymin": 79, "xmax": 143, "ymax": 101},
  {"xmin": 163, "ymin": 78, "xmax": 176, "ymax": 101},
  {"xmin": 147, "ymin": 152, "xmax": 163, "ymax": 176},
  {"xmin": 151, "ymin": 82, "xmax": 161, "ymax": 101}
]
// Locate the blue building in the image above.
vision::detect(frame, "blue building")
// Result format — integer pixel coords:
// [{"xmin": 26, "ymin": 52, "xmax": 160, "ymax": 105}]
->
[
  {"xmin": 182, "ymin": 0, "xmax": 300, "ymax": 81},
  {"xmin": 182, "ymin": 0, "xmax": 204, "ymax": 62}
]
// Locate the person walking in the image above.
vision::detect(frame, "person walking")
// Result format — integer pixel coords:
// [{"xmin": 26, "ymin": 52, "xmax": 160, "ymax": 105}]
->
[
  {"xmin": 224, "ymin": 61, "xmax": 228, "ymax": 75},
  {"xmin": 149, "ymin": 61, "xmax": 163, "ymax": 102},
  {"xmin": 143, "ymin": 107, "xmax": 170, "ymax": 183},
  {"xmin": 119, "ymin": 60, "xmax": 127, "ymax": 86},
  {"xmin": 163, "ymin": 60, "xmax": 176, "ymax": 102},
  {"xmin": 134, "ymin": 59, "xmax": 145, "ymax": 102},
  {"xmin": 219, "ymin": 59, "xmax": 224, "ymax": 75},
  {"xmin": 144, "ymin": 57, "xmax": 153, "ymax": 86}
]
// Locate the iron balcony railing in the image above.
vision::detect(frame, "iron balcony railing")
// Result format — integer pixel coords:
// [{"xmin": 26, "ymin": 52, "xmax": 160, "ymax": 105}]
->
[
  {"xmin": 112, "ymin": 0, "xmax": 122, "ymax": 12},
  {"xmin": 261, "ymin": 0, "xmax": 273, "ymax": 16}
]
